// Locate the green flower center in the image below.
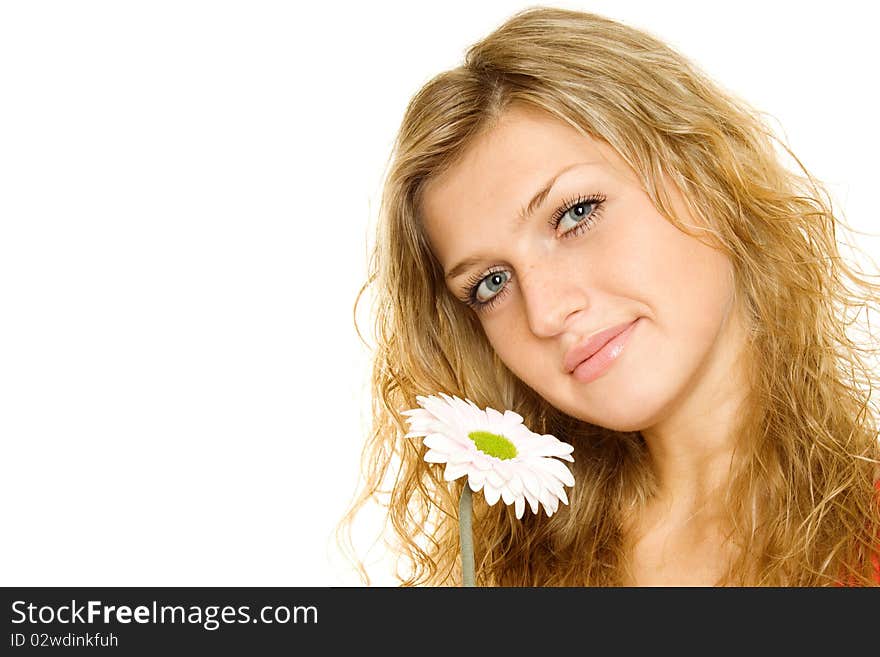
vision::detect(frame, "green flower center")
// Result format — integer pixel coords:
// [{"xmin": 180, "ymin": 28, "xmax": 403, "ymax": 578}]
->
[{"xmin": 468, "ymin": 430, "xmax": 517, "ymax": 460}]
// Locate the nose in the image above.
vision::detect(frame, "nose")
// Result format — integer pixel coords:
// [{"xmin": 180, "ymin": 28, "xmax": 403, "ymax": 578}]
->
[{"xmin": 518, "ymin": 261, "xmax": 587, "ymax": 338}]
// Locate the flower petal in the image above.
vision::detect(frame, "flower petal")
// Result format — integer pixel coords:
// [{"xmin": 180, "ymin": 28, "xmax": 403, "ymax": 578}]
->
[
  {"xmin": 506, "ymin": 473, "xmax": 523, "ymax": 496},
  {"xmin": 486, "ymin": 469, "xmax": 504, "ymax": 489},
  {"xmin": 467, "ymin": 469, "xmax": 487, "ymax": 488},
  {"xmin": 524, "ymin": 490, "xmax": 540, "ymax": 515},
  {"xmin": 519, "ymin": 468, "xmax": 543, "ymax": 499},
  {"xmin": 447, "ymin": 447, "xmax": 477, "ymax": 464},
  {"xmin": 514, "ymin": 496, "xmax": 525, "ymax": 519},
  {"xmin": 483, "ymin": 482, "xmax": 501, "ymax": 506},
  {"xmin": 423, "ymin": 449, "xmax": 447, "ymax": 463},
  {"xmin": 402, "ymin": 411, "xmax": 432, "ymax": 437},
  {"xmin": 556, "ymin": 485, "xmax": 569, "ymax": 506},
  {"xmin": 493, "ymin": 459, "xmax": 514, "ymax": 482},
  {"xmin": 485, "ymin": 406, "xmax": 506, "ymax": 425},
  {"xmin": 423, "ymin": 433, "xmax": 460, "ymax": 453},
  {"xmin": 531, "ymin": 466, "xmax": 567, "ymax": 501},
  {"xmin": 444, "ymin": 461, "xmax": 470, "ymax": 482},
  {"xmin": 472, "ymin": 452, "xmax": 492, "ymax": 470},
  {"xmin": 534, "ymin": 437, "xmax": 575, "ymax": 459},
  {"xmin": 532, "ymin": 457, "xmax": 576, "ymax": 488},
  {"xmin": 539, "ymin": 487, "xmax": 558, "ymax": 517},
  {"xmin": 420, "ymin": 395, "xmax": 456, "ymax": 427},
  {"xmin": 503, "ymin": 409, "xmax": 525, "ymax": 424},
  {"xmin": 449, "ymin": 397, "xmax": 482, "ymax": 434}
]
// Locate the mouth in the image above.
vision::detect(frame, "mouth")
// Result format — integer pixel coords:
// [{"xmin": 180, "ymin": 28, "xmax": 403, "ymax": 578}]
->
[
  {"xmin": 567, "ymin": 318, "xmax": 640, "ymax": 384},
  {"xmin": 563, "ymin": 319, "xmax": 637, "ymax": 373}
]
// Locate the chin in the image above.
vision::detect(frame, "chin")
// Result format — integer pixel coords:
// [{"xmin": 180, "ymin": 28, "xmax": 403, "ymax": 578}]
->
[
  {"xmin": 593, "ymin": 415, "xmax": 650, "ymax": 433},
  {"xmin": 558, "ymin": 383, "xmax": 665, "ymax": 434}
]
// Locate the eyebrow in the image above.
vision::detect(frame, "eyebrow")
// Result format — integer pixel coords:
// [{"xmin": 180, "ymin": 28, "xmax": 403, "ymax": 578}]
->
[{"xmin": 443, "ymin": 161, "xmax": 596, "ymax": 281}]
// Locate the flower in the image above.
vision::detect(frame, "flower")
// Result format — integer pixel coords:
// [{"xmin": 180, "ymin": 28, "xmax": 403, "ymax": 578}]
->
[{"xmin": 401, "ymin": 392, "xmax": 576, "ymax": 519}]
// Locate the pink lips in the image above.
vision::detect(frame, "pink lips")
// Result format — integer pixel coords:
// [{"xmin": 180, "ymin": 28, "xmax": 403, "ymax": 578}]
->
[{"xmin": 564, "ymin": 319, "xmax": 639, "ymax": 384}]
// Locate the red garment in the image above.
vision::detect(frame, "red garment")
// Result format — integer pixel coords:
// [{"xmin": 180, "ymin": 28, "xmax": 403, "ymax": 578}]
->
[
  {"xmin": 869, "ymin": 477, "xmax": 880, "ymax": 584},
  {"xmin": 834, "ymin": 477, "xmax": 880, "ymax": 586}
]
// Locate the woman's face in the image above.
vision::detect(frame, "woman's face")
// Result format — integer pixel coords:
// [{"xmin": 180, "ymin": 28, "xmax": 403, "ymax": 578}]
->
[{"xmin": 420, "ymin": 105, "xmax": 744, "ymax": 432}]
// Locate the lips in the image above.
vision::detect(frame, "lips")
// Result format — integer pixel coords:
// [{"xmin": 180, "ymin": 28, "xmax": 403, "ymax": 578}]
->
[{"xmin": 563, "ymin": 320, "xmax": 637, "ymax": 373}]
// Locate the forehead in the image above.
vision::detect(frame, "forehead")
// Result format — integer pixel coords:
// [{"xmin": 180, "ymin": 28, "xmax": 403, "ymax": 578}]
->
[
  {"xmin": 420, "ymin": 106, "xmax": 630, "ymax": 267},
  {"xmin": 423, "ymin": 107, "xmax": 611, "ymax": 211}
]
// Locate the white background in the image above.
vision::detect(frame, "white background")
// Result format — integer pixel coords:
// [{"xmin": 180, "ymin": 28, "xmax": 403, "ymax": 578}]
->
[{"xmin": 1, "ymin": 0, "xmax": 877, "ymax": 586}]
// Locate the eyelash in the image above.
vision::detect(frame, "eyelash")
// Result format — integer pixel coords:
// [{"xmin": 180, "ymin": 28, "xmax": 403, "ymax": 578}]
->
[{"xmin": 462, "ymin": 193, "xmax": 607, "ymax": 313}]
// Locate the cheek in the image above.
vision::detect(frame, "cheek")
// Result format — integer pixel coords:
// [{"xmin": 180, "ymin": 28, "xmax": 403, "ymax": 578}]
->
[
  {"xmin": 656, "ymin": 237, "xmax": 735, "ymax": 334},
  {"xmin": 482, "ymin": 318, "xmax": 544, "ymax": 379},
  {"xmin": 483, "ymin": 319, "xmax": 524, "ymax": 361},
  {"xmin": 619, "ymin": 208, "xmax": 734, "ymax": 326},
  {"xmin": 632, "ymin": 238, "xmax": 737, "ymax": 420}
]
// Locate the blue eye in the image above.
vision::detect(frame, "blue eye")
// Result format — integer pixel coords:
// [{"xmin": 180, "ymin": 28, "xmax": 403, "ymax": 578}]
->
[
  {"xmin": 555, "ymin": 198, "xmax": 600, "ymax": 233},
  {"xmin": 473, "ymin": 270, "xmax": 509, "ymax": 305},
  {"xmin": 462, "ymin": 192, "xmax": 607, "ymax": 312}
]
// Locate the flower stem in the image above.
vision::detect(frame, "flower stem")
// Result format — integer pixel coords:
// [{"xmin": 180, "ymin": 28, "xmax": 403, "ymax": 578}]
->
[{"xmin": 459, "ymin": 483, "xmax": 475, "ymax": 587}]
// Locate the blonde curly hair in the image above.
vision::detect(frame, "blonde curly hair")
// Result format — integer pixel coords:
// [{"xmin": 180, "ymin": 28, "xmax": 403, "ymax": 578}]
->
[{"xmin": 337, "ymin": 6, "xmax": 880, "ymax": 586}]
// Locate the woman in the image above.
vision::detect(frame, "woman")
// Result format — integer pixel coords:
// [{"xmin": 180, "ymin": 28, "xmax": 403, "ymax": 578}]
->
[{"xmin": 338, "ymin": 7, "xmax": 880, "ymax": 586}]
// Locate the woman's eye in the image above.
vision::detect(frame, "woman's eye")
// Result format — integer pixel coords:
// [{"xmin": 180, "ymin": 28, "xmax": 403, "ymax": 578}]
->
[
  {"xmin": 556, "ymin": 200, "xmax": 597, "ymax": 233},
  {"xmin": 464, "ymin": 194, "xmax": 605, "ymax": 311},
  {"xmin": 474, "ymin": 270, "xmax": 509, "ymax": 304}
]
